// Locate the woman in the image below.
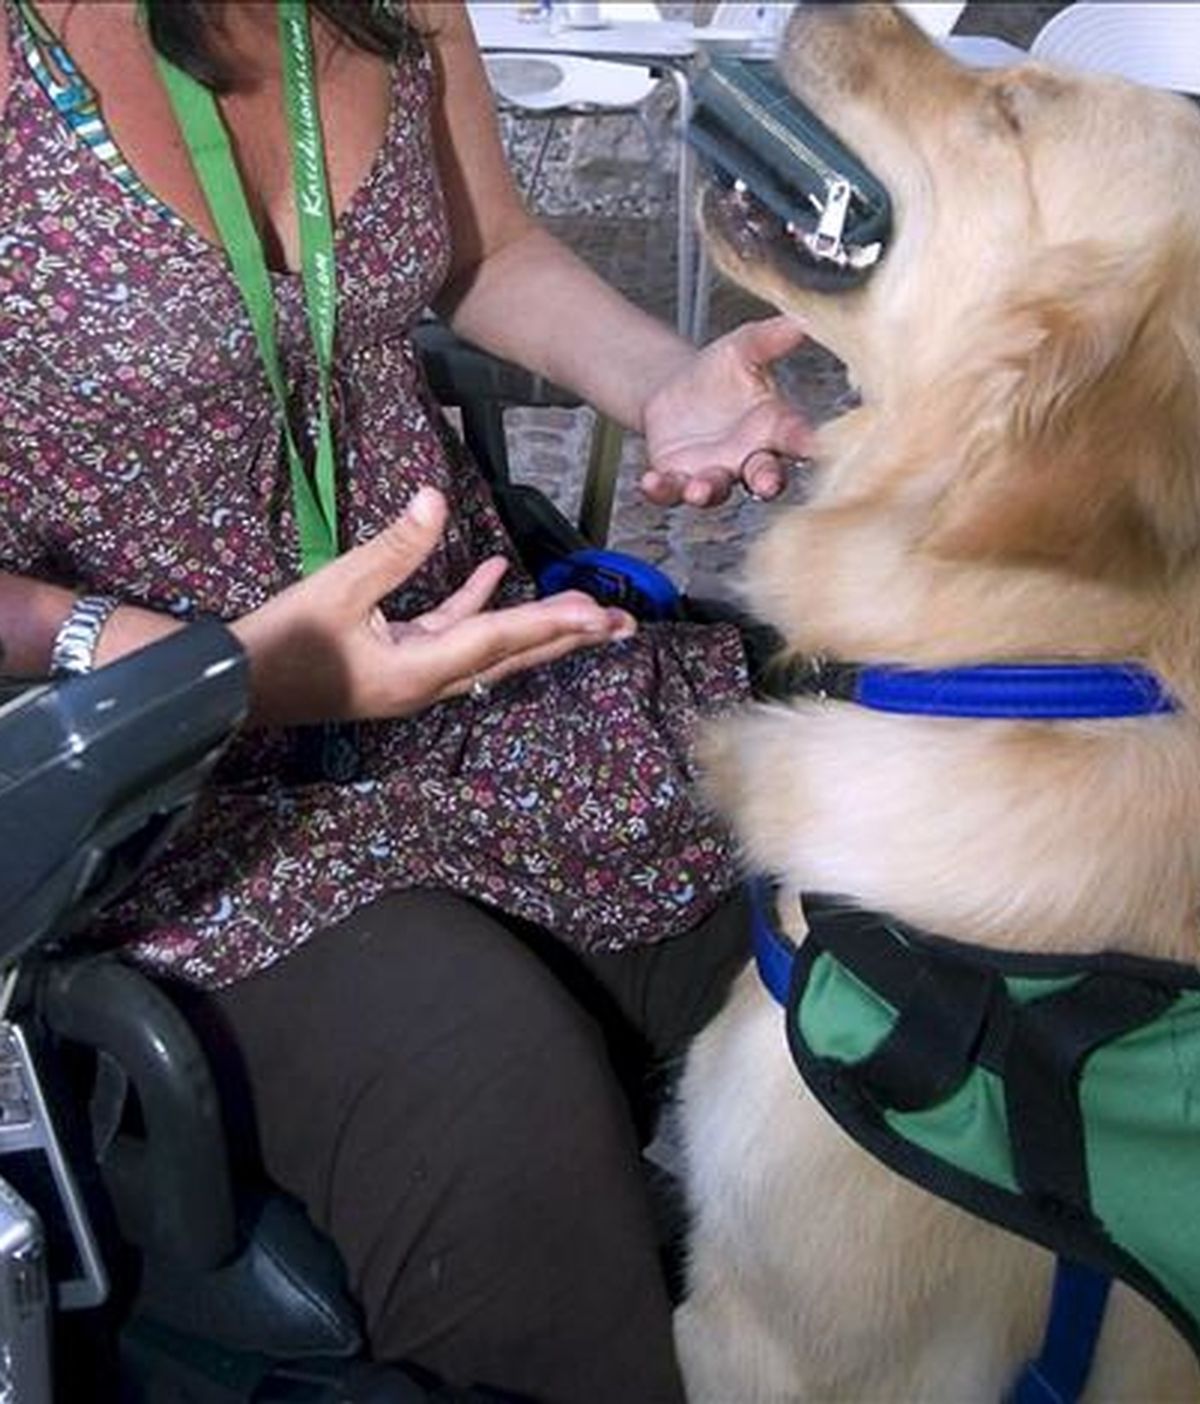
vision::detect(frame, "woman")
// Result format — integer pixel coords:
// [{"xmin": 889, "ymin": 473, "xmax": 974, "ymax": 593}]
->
[{"xmin": 0, "ymin": 1, "xmax": 810, "ymax": 1398}]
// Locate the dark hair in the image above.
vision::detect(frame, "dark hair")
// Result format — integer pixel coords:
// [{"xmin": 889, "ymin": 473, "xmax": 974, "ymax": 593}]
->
[{"xmin": 143, "ymin": 1, "xmax": 419, "ymax": 91}]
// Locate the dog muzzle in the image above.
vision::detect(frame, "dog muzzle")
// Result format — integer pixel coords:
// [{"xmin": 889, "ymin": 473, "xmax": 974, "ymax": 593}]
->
[{"xmin": 752, "ymin": 883, "xmax": 1200, "ymax": 1365}]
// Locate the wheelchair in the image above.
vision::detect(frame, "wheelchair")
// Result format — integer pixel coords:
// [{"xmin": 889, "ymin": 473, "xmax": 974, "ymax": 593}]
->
[{"xmin": 0, "ymin": 329, "xmax": 702, "ymax": 1403}]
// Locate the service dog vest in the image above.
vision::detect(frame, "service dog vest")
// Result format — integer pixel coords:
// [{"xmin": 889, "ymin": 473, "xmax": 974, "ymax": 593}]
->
[{"xmin": 754, "ymin": 886, "xmax": 1200, "ymax": 1362}]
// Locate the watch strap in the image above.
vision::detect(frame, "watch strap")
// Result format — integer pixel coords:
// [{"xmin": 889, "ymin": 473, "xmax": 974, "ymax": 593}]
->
[{"xmin": 50, "ymin": 595, "xmax": 121, "ymax": 677}]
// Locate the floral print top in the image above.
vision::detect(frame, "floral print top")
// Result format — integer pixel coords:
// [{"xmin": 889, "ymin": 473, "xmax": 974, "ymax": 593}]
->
[{"xmin": 0, "ymin": 2, "xmax": 748, "ymax": 988}]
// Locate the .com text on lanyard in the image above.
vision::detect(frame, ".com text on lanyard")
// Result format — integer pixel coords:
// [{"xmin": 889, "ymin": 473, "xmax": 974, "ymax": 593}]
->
[
  {"xmin": 156, "ymin": 1, "xmax": 361, "ymax": 782},
  {"xmin": 155, "ymin": 0, "xmax": 340, "ymax": 576}
]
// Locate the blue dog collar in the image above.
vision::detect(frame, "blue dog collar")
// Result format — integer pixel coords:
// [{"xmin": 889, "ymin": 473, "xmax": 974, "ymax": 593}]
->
[{"xmin": 765, "ymin": 659, "xmax": 1177, "ymax": 720}]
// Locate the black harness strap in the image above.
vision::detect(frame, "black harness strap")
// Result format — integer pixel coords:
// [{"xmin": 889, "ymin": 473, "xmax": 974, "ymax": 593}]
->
[
  {"xmin": 805, "ymin": 904, "xmax": 1002, "ymax": 1112},
  {"xmin": 1004, "ymin": 975, "xmax": 1176, "ymax": 1212},
  {"xmin": 806, "ymin": 903, "xmax": 1178, "ymax": 1219},
  {"xmin": 784, "ymin": 894, "xmax": 1200, "ymax": 1369},
  {"xmin": 856, "ymin": 953, "xmax": 1000, "ymax": 1113}
]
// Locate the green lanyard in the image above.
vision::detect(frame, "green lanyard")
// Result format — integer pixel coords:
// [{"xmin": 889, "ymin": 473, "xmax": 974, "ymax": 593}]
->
[{"xmin": 155, "ymin": 0, "xmax": 340, "ymax": 574}]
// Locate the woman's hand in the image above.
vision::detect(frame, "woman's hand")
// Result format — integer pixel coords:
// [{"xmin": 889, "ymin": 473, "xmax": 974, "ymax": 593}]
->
[
  {"xmin": 640, "ymin": 316, "xmax": 814, "ymax": 508},
  {"xmin": 232, "ymin": 487, "xmax": 635, "ymax": 726}
]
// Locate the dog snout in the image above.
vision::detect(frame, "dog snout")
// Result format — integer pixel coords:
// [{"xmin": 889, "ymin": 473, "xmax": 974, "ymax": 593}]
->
[
  {"xmin": 780, "ymin": 2, "xmax": 948, "ymax": 77},
  {"xmin": 783, "ymin": 1, "xmax": 911, "ymax": 48},
  {"xmin": 779, "ymin": 1, "xmax": 972, "ymax": 125},
  {"xmin": 779, "ymin": 4, "xmax": 904, "ymax": 106}
]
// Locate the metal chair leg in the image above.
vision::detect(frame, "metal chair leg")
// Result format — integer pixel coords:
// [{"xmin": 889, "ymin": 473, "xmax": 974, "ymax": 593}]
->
[
  {"xmin": 525, "ymin": 115, "xmax": 559, "ymax": 207},
  {"xmin": 691, "ymin": 239, "xmax": 713, "ymax": 344},
  {"xmin": 667, "ymin": 66, "xmax": 696, "ymax": 339},
  {"xmin": 578, "ymin": 413, "xmax": 626, "ymax": 546}
]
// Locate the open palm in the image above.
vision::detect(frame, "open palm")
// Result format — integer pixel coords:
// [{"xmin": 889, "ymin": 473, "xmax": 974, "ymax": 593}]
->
[{"xmin": 641, "ymin": 316, "xmax": 814, "ymax": 507}]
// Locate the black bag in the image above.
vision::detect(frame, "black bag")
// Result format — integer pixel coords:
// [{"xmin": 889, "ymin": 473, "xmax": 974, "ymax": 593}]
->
[{"xmin": 687, "ymin": 55, "xmax": 892, "ymax": 287}]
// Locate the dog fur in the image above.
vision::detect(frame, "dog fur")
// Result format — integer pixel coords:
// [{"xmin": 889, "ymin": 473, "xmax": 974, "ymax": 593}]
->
[{"xmin": 675, "ymin": 6, "xmax": 1200, "ymax": 1399}]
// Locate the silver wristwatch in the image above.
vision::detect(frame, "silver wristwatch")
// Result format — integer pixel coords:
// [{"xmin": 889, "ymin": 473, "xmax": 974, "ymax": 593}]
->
[{"xmin": 49, "ymin": 595, "xmax": 121, "ymax": 677}]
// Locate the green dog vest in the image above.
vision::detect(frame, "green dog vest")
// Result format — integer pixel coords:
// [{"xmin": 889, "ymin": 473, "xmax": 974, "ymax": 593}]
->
[{"xmin": 765, "ymin": 891, "xmax": 1200, "ymax": 1360}]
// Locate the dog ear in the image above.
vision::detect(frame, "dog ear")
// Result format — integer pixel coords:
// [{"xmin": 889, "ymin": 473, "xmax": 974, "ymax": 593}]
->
[{"xmin": 921, "ymin": 236, "xmax": 1200, "ymax": 584}]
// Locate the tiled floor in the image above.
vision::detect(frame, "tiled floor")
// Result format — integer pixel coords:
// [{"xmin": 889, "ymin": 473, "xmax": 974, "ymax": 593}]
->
[{"xmin": 496, "ymin": 2, "xmax": 1066, "ymax": 601}]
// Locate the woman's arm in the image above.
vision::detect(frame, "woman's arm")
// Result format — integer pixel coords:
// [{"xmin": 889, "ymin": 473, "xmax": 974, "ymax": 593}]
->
[
  {"xmin": 0, "ymin": 572, "xmax": 180, "ymax": 676},
  {"xmin": 417, "ymin": 1, "xmax": 694, "ymax": 433},
  {"xmin": 0, "ymin": 495, "xmax": 631, "ymax": 723},
  {"xmin": 415, "ymin": 2, "xmax": 812, "ymax": 504}
]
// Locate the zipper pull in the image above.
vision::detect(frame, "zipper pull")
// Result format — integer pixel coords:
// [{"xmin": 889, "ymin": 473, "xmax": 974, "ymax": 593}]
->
[
  {"xmin": 804, "ymin": 177, "xmax": 852, "ymax": 263},
  {"xmin": 801, "ymin": 178, "xmax": 884, "ymax": 273}
]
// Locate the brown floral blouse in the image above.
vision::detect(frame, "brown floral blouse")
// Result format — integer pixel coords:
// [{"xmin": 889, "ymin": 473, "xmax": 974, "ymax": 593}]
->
[{"xmin": 0, "ymin": 3, "xmax": 748, "ymax": 988}]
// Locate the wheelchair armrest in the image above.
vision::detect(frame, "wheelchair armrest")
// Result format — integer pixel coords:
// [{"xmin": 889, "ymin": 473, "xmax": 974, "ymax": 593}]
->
[
  {"xmin": 35, "ymin": 957, "xmax": 367, "ymax": 1359},
  {"xmin": 35, "ymin": 956, "xmax": 238, "ymax": 1273},
  {"xmin": 0, "ymin": 622, "xmax": 248, "ymax": 967}
]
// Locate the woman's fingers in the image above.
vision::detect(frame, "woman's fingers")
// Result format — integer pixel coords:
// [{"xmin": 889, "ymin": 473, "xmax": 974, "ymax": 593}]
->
[
  {"xmin": 642, "ymin": 403, "xmax": 813, "ymax": 505},
  {"xmin": 736, "ymin": 404, "xmax": 813, "ymax": 497},
  {"xmin": 732, "ymin": 313, "xmax": 807, "ymax": 370},
  {"xmin": 637, "ymin": 466, "xmax": 684, "ymax": 505},
  {"xmin": 438, "ymin": 623, "xmax": 632, "ymax": 702},
  {"xmin": 761, "ymin": 399, "xmax": 816, "ymax": 462},
  {"xmin": 454, "ymin": 592, "xmax": 631, "ymax": 667},
  {"xmin": 640, "ymin": 464, "xmax": 735, "ymax": 507},
  {"xmin": 399, "ymin": 593, "xmax": 635, "ymax": 701},
  {"xmin": 232, "ymin": 494, "xmax": 639, "ymax": 725},
  {"xmin": 334, "ymin": 486, "xmax": 450, "ymax": 614},
  {"xmin": 418, "ymin": 556, "xmax": 511, "ymax": 632},
  {"xmin": 640, "ymin": 312, "xmax": 814, "ymax": 509},
  {"xmin": 681, "ymin": 472, "xmax": 733, "ymax": 507},
  {"xmin": 739, "ymin": 450, "xmax": 787, "ymax": 499}
]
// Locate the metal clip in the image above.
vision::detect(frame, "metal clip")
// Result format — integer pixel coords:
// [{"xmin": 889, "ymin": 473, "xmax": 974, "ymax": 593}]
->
[
  {"xmin": 804, "ymin": 177, "xmax": 853, "ymax": 263},
  {"xmin": 799, "ymin": 178, "xmax": 884, "ymax": 273}
]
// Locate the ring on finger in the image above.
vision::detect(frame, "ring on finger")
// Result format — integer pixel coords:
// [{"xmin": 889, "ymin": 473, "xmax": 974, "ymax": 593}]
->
[{"xmin": 469, "ymin": 675, "xmax": 492, "ymax": 704}]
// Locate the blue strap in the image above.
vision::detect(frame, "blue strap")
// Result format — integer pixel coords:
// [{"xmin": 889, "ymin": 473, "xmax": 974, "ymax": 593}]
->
[
  {"xmin": 538, "ymin": 548, "xmax": 681, "ymax": 621},
  {"xmin": 853, "ymin": 664, "xmax": 1175, "ymax": 719},
  {"xmin": 1010, "ymin": 1259, "xmax": 1113, "ymax": 1404},
  {"xmin": 749, "ymin": 877, "xmax": 794, "ymax": 1006}
]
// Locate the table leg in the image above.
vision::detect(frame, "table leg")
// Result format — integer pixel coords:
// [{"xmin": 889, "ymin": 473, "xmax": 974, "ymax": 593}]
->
[
  {"xmin": 690, "ymin": 238, "xmax": 712, "ymax": 344},
  {"xmin": 668, "ymin": 66, "xmax": 697, "ymax": 341}
]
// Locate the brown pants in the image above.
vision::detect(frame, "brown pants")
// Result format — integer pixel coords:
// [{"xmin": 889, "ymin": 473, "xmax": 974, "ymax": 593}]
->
[{"xmin": 181, "ymin": 889, "xmax": 750, "ymax": 1404}]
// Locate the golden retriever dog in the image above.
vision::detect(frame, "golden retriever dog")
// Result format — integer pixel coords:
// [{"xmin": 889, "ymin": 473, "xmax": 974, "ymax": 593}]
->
[{"xmin": 675, "ymin": 5, "xmax": 1200, "ymax": 1399}]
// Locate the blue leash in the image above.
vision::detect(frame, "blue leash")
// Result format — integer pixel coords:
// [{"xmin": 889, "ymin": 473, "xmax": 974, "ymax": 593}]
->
[
  {"xmin": 1009, "ymin": 1260, "xmax": 1113, "ymax": 1404},
  {"xmin": 749, "ymin": 883, "xmax": 1112, "ymax": 1403}
]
